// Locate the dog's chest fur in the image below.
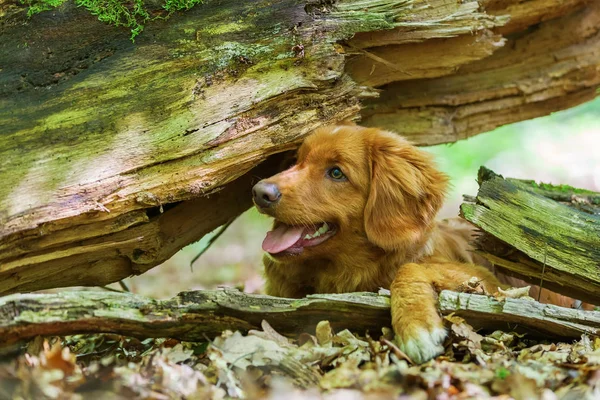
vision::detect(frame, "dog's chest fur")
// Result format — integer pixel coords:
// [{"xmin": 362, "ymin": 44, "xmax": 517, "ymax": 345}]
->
[
  {"xmin": 263, "ymin": 220, "xmax": 479, "ymax": 299},
  {"xmin": 264, "ymin": 254, "xmax": 398, "ymax": 298}
]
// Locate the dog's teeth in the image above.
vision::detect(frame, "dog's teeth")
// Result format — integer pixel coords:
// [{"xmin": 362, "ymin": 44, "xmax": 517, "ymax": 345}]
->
[
  {"xmin": 318, "ymin": 222, "xmax": 329, "ymax": 235},
  {"xmin": 304, "ymin": 223, "xmax": 331, "ymax": 241},
  {"xmin": 305, "ymin": 232, "xmax": 318, "ymax": 240}
]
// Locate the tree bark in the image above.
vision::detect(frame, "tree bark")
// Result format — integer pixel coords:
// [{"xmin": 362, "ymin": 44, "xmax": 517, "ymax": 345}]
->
[
  {"xmin": 1, "ymin": 289, "xmax": 598, "ymax": 348},
  {"xmin": 359, "ymin": 0, "xmax": 600, "ymax": 141},
  {"xmin": 1, "ymin": 0, "xmax": 599, "ymax": 294},
  {"xmin": 461, "ymin": 167, "xmax": 600, "ymax": 305},
  {"xmin": 0, "ymin": 289, "xmax": 391, "ymax": 347},
  {"xmin": 438, "ymin": 291, "xmax": 600, "ymax": 338}
]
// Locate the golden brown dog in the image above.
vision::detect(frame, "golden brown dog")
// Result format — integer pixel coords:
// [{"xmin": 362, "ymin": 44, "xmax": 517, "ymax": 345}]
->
[{"xmin": 251, "ymin": 124, "xmax": 566, "ymax": 363}]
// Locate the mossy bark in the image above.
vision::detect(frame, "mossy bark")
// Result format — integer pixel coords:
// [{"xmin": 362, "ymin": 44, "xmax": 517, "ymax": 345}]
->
[
  {"xmin": 1, "ymin": 0, "xmax": 599, "ymax": 294},
  {"xmin": 0, "ymin": 289, "xmax": 391, "ymax": 347},
  {"xmin": 461, "ymin": 167, "xmax": 600, "ymax": 305},
  {"xmin": 438, "ymin": 291, "xmax": 600, "ymax": 338},
  {"xmin": 1, "ymin": 289, "xmax": 598, "ymax": 348}
]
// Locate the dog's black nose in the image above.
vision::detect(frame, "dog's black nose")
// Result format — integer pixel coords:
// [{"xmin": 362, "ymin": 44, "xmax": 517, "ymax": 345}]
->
[{"xmin": 252, "ymin": 181, "xmax": 281, "ymax": 208}]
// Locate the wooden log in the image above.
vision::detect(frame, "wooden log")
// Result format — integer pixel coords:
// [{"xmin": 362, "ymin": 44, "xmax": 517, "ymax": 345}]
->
[
  {"xmin": 0, "ymin": 289, "xmax": 391, "ymax": 347},
  {"xmin": 0, "ymin": 155, "xmax": 284, "ymax": 294},
  {"xmin": 359, "ymin": 0, "xmax": 600, "ymax": 143},
  {"xmin": 1, "ymin": 0, "xmax": 599, "ymax": 294},
  {"xmin": 461, "ymin": 167, "xmax": 600, "ymax": 305},
  {"xmin": 438, "ymin": 291, "xmax": 600, "ymax": 338},
  {"xmin": 1, "ymin": 289, "xmax": 598, "ymax": 347}
]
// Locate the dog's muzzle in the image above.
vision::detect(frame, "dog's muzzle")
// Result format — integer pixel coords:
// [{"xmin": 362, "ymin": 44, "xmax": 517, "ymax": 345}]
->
[{"xmin": 252, "ymin": 181, "xmax": 281, "ymax": 209}]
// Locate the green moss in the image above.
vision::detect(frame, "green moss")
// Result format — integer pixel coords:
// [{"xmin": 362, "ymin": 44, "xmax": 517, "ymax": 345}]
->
[
  {"xmin": 212, "ymin": 42, "xmax": 273, "ymax": 68},
  {"xmin": 20, "ymin": 0, "xmax": 410, "ymax": 42},
  {"xmin": 529, "ymin": 181, "xmax": 596, "ymax": 195},
  {"xmin": 42, "ymin": 108, "xmax": 91, "ymax": 129},
  {"xmin": 80, "ymin": 0, "xmax": 150, "ymax": 40},
  {"xmin": 22, "ymin": 0, "xmax": 67, "ymax": 17},
  {"xmin": 163, "ymin": 0, "xmax": 203, "ymax": 12},
  {"xmin": 19, "ymin": 0, "xmax": 204, "ymax": 41},
  {"xmin": 327, "ymin": 0, "xmax": 410, "ymax": 40},
  {"xmin": 202, "ymin": 21, "xmax": 249, "ymax": 36},
  {"xmin": 17, "ymin": 309, "xmax": 69, "ymax": 323}
]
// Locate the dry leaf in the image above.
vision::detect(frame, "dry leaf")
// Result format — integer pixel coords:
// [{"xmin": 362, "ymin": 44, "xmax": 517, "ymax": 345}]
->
[
  {"xmin": 316, "ymin": 321, "xmax": 334, "ymax": 347},
  {"xmin": 161, "ymin": 343, "xmax": 194, "ymax": 364},
  {"xmin": 496, "ymin": 286, "xmax": 532, "ymax": 300},
  {"xmin": 456, "ymin": 277, "xmax": 486, "ymax": 294},
  {"xmin": 249, "ymin": 320, "xmax": 293, "ymax": 348}
]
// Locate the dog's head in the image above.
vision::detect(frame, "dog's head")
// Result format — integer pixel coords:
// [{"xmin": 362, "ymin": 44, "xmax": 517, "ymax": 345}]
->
[{"xmin": 253, "ymin": 125, "xmax": 448, "ymax": 260}]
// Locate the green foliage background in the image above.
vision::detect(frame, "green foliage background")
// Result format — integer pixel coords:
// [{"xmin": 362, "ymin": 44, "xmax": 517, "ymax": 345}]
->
[{"xmin": 427, "ymin": 98, "xmax": 600, "ymax": 188}]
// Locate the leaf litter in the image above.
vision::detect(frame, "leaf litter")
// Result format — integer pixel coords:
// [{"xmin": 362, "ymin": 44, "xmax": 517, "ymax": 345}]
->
[{"xmin": 2, "ymin": 316, "xmax": 600, "ymax": 399}]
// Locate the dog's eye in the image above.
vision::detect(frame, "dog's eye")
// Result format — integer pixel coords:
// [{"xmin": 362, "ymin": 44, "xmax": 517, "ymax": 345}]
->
[{"xmin": 327, "ymin": 167, "xmax": 346, "ymax": 181}]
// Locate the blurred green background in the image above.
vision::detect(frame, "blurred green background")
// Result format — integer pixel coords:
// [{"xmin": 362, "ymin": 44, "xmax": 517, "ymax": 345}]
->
[{"xmin": 119, "ymin": 98, "xmax": 600, "ymax": 298}]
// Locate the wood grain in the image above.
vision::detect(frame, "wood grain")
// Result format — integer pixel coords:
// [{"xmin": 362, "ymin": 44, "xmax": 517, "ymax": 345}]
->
[
  {"xmin": 1, "ymin": 289, "xmax": 598, "ymax": 347},
  {"xmin": 461, "ymin": 167, "xmax": 600, "ymax": 305}
]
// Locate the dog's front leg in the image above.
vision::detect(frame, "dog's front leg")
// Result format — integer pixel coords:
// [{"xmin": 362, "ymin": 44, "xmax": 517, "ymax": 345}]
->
[
  {"xmin": 390, "ymin": 262, "xmax": 447, "ymax": 364},
  {"xmin": 390, "ymin": 261, "xmax": 503, "ymax": 363}
]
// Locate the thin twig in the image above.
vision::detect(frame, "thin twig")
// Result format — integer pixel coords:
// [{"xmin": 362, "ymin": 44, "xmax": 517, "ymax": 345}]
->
[
  {"xmin": 343, "ymin": 41, "xmax": 413, "ymax": 76},
  {"xmin": 98, "ymin": 286, "xmax": 127, "ymax": 293},
  {"xmin": 190, "ymin": 218, "xmax": 236, "ymax": 271},
  {"xmin": 381, "ymin": 337, "xmax": 414, "ymax": 364},
  {"xmin": 119, "ymin": 280, "xmax": 130, "ymax": 292}
]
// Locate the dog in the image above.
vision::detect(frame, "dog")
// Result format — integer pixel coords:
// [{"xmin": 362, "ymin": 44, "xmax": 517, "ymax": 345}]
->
[{"xmin": 251, "ymin": 124, "xmax": 569, "ymax": 363}]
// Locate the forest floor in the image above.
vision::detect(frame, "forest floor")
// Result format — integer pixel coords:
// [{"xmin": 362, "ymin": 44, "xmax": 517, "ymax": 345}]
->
[{"xmin": 1, "ymin": 308, "xmax": 600, "ymax": 399}]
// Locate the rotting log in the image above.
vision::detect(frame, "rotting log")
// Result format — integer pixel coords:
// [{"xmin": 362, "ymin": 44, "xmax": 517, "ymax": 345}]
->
[
  {"xmin": 1, "ymin": 0, "xmax": 599, "ymax": 294},
  {"xmin": 461, "ymin": 167, "xmax": 600, "ymax": 305},
  {"xmin": 1, "ymin": 289, "xmax": 598, "ymax": 347},
  {"xmin": 438, "ymin": 291, "xmax": 600, "ymax": 339},
  {"xmin": 359, "ymin": 0, "xmax": 600, "ymax": 142},
  {"xmin": 0, "ymin": 157, "xmax": 283, "ymax": 294},
  {"xmin": 0, "ymin": 289, "xmax": 391, "ymax": 347}
]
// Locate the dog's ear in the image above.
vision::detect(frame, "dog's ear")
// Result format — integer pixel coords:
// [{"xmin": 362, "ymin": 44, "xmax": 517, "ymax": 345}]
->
[{"xmin": 364, "ymin": 131, "xmax": 448, "ymax": 251}]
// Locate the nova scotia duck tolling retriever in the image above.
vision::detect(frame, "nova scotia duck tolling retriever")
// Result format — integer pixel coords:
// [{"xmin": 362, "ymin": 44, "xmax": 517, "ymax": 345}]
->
[{"xmin": 251, "ymin": 124, "xmax": 543, "ymax": 364}]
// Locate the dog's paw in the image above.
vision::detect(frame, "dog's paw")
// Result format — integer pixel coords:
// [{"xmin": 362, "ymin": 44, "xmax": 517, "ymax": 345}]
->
[{"xmin": 394, "ymin": 326, "xmax": 447, "ymax": 364}]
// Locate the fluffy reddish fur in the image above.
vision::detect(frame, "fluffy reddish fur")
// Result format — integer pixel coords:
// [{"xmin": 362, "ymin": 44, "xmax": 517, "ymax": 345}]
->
[{"xmin": 256, "ymin": 124, "xmax": 581, "ymax": 363}]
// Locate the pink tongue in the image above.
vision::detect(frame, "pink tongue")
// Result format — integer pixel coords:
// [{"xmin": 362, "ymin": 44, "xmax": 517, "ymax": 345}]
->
[{"xmin": 262, "ymin": 225, "xmax": 305, "ymax": 254}]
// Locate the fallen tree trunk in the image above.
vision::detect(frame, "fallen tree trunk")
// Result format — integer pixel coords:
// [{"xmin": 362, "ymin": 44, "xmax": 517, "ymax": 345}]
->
[
  {"xmin": 0, "ymin": 289, "xmax": 391, "ymax": 347},
  {"xmin": 461, "ymin": 167, "xmax": 600, "ymax": 305},
  {"xmin": 1, "ymin": 0, "xmax": 599, "ymax": 294},
  {"xmin": 438, "ymin": 291, "xmax": 600, "ymax": 339},
  {"xmin": 359, "ymin": 0, "xmax": 600, "ymax": 141},
  {"xmin": 1, "ymin": 289, "xmax": 598, "ymax": 347}
]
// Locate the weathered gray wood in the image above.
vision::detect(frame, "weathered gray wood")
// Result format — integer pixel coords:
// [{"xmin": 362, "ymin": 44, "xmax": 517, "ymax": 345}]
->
[
  {"xmin": 438, "ymin": 291, "xmax": 600, "ymax": 338},
  {"xmin": 360, "ymin": 0, "xmax": 600, "ymax": 142},
  {"xmin": 0, "ymin": 289, "xmax": 390, "ymax": 346},
  {"xmin": 461, "ymin": 167, "xmax": 600, "ymax": 305},
  {"xmin": 1, "ymin": 289, "xmax": 599, "ymax": 347}
]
